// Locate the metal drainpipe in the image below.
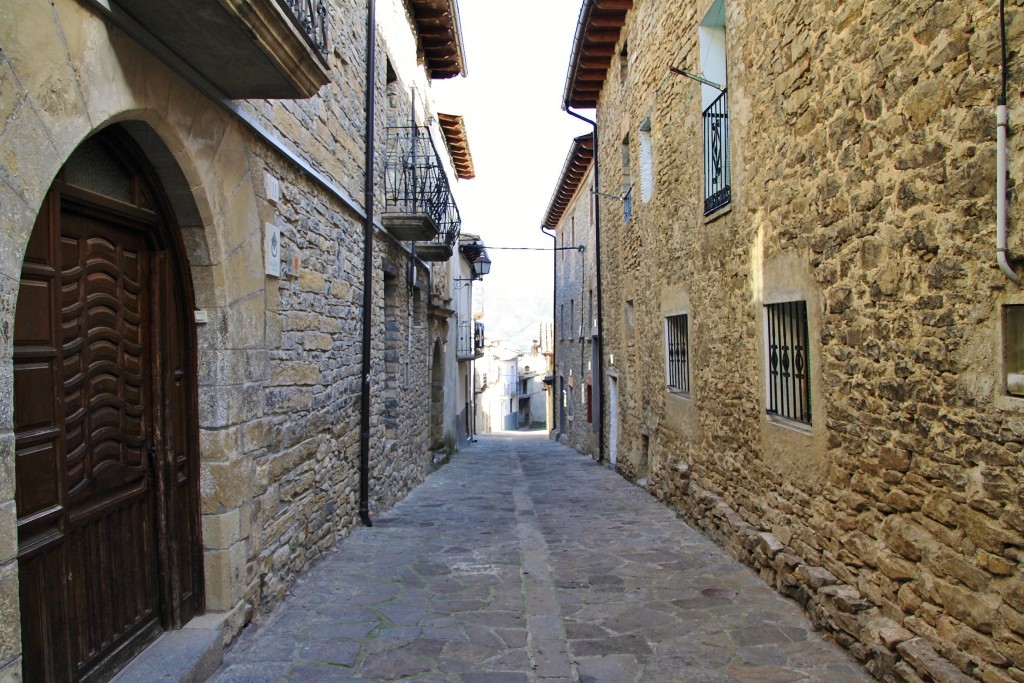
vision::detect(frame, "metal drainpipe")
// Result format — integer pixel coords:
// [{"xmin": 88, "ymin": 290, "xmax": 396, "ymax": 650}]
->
[
  {"xmin": 565, "ymin": 108, "xmax": 605, "ymax": 466},
  {"xmin": 997, "ymin": 0, "xmax": 1020, "ymax": 284},
  {"xmin": 358, "ymin": 0, "xmax": 376, "ymax": 527}
]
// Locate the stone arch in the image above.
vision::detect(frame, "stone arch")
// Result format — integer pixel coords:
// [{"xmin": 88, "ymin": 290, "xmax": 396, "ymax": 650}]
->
[
  {"xmin": 430, "ymin": 340, "xmax": 445, "ymax": 449},
  {"xmin": 11, "ymin": 123, "xmax": 209, "ymax": 680},
  {"xmin": 0, "ymin": 14, "xmax": 266, "ymax": 674}
]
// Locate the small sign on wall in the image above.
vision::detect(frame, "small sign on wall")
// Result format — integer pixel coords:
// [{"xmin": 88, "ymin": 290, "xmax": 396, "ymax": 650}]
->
[{"xmin": 265, "ymin": 223, "xmax": 281, "ymax": 277}]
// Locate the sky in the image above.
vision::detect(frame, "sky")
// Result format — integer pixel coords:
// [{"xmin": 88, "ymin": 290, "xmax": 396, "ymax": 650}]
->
[{"xmin": 431, "ymin": 1, "xmax": 593, "ymax": 351}]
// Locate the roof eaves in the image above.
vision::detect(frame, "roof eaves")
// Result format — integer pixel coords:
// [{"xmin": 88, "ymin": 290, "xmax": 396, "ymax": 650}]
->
[
  {"xmin": 562, "ymin": 0, "xmax": 631, "ymax": 110},
  {"xmin": 437, "ymin": 113, "xmax": 476, "ymax": 180},
  {"xmin": 542, "ymin": 133, "xmax": 595, "ymax": 229},
  {"xmin": 408, "ymin": 0, "xmax": 468, "ymax": 79}
]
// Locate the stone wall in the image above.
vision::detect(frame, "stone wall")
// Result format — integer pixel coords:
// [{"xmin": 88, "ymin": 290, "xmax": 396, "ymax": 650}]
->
[
  {"xmin": 594, "ymin": 0, "xmax": 1024, "ymax": 680},
  {"xmin": 554, "ymin": 163, "xmax": 600, "ymax": 457},
  {"xmin": 371, "ymin": 240, "xmax": 434, "ymax": 514},
  {"xmin": 0, "ymin": 0, "xmax": 454, "ymax": 678}
]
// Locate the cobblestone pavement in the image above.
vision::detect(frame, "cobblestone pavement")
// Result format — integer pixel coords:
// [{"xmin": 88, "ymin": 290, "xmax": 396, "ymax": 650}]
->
[{"xmin": 211, "ymin": 433, "xmax": 871, "ymax": 682}]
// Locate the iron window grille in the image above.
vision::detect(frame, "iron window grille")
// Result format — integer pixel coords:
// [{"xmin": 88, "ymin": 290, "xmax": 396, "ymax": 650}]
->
[
  {"xmin": 280, "ymin": 0, "xmax": 329, "ymax": 61},
  {"xmin": 765, "ymin": 301, "xmax": 811, "ymax": 424},
  {"xmin": 666, "ymin": 314, "xmax": 690, "ymax": 394},
  {"xmin": 457, "ymin": 320, "xmax": 483, "ymax": 360},
  {"xmin": 384, "ymin": 126, "xmax": 462, "ymax": 250},
  {"xmin": 703, "ymin": 89, "xmax": 731, "ymax": 215}
]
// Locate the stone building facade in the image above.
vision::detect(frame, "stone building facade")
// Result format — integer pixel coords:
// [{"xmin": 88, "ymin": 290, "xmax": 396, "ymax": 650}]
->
[
  {"xmin": 0, "ymin": 0, "xmax": 472, "ymax": 680},
  {"xmin": 451, "ymin": 234, "xmax": 488, "ymax": 446},
  {"xmin": 561, "ymin": 0, "xmax": 1024, "ymax": 681},
  {"xmin": 544, "ymin": 133, "xmax": 600, "ymax": 457}
]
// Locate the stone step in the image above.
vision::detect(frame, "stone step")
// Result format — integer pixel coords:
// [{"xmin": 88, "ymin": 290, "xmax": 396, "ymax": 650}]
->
[{"xmin": 110, "ymin": 614, "xmax": 225, "ymax": 683}]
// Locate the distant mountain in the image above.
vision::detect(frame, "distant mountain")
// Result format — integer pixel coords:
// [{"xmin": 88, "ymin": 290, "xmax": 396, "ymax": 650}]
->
[{"xmin": 477, "ymin": 277, "xmax": 551, "ymax": 354}]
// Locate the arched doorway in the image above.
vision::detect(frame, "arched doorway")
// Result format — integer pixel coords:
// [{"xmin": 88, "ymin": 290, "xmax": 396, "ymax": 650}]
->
[
  {"xmin": 13, "ymin": 127, "xmax": 203, "ymax": 682},
  {"xmin": 430, "ymin": 341, "xmax": 444, "ymax": 449}
]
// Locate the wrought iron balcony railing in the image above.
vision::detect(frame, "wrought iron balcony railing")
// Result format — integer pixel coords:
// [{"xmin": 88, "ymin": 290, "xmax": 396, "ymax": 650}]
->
[
  {"xmin": 281, "ymin": 0, "xmax": 329, "ymax": 61},
  {"xmin": 457, "ymin": 321, "xmax": 485, "ymax": 361},
  {"xmin": 703, "ymin": 89, "xmax": 731, "ymax": 215},
  {"xmin": 384, "ymin": 126, "xmax": 461, "ymax": 257}
]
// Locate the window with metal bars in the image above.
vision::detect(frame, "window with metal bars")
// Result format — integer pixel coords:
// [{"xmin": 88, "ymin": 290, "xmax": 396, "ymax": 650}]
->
[
  {"xmin": 765, "ymin": 301, "xmax": 811, "ymax": 424},
  {"xmin": 665, "ymin": 314, "xmax": 690, "ymax": 394}
]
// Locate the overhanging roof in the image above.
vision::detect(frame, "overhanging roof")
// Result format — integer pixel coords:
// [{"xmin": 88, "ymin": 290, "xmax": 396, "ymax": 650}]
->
[
  {"xmin": 408, "ymin": 0, "xmax": 468, "ymax": 79},
  {"xmin": 542, "ymin": 133, "xmax": 594, "ymax": 229},
  {"xmin": 563, "ymin": 0, "xmax": 632, "ymax": 109},
  {"xmin": 437, "ymin": 113, "xmax": 475, "ymax": 179}
]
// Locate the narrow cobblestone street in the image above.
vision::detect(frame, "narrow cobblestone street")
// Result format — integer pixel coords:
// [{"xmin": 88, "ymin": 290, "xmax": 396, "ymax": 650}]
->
[{"xmin": 211, "ymin": 433, "xmax": 871, "ymax": 683}]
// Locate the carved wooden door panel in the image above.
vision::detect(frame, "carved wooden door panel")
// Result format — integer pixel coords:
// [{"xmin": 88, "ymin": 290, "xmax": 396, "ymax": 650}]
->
[
  {"xmin": 12, "ymin": 119, "xmax": 211, "ymax": 681},
  {"xmin": 15, "ymin": 194, "xmax": 165, "ymax": 682}
]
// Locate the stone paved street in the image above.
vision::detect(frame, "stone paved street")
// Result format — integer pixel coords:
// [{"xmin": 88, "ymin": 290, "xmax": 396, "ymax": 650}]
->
[{"xmin": 211, "ymin": 433, "xmax": 871, "ymax": 683}]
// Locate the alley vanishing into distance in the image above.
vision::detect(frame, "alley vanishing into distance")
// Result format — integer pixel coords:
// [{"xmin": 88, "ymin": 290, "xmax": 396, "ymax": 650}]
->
[{"xmin": 211, "ymin": 434, "xmax": 870, "ymax": 683}]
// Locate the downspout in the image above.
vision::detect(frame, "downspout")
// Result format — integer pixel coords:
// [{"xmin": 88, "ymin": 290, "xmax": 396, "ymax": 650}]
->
[
  {"xmin": 565, "ymin": 108, "xmax": 605, "ymax": 465},
  {"xmin": 997, "ymin": 0, "xmax": 1020, "ymax": 284},
  {"xmin": 358, "ymin": 0, "xmax": 376, "ymax": 527}
]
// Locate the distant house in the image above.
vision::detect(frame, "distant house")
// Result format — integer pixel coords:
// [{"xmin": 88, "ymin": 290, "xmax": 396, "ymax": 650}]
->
[{"xmin": 543, "ymin": 133, "xmax": 600, "ymax": 457}]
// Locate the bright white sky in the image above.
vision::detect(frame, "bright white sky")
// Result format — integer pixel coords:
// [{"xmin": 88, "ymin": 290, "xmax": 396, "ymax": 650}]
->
[{"xmin": 431, "ymin": 1, "xmax": 593, "ymax": 350}]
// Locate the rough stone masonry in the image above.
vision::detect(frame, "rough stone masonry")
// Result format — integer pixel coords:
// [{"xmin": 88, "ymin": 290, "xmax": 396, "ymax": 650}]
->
[{"xmin": 587, "ymin": 0, "xmax": 1024, "ymax": 681}]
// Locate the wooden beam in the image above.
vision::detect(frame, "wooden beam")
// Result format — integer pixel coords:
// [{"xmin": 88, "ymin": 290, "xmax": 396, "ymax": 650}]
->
[
  {"xmin": 580, "ymin": 45, "xmax": 615, "ymax": 58},
  {"xmin": 594, "ymin": 0, "xmax": 632, "ymax": 10},
  {"xmin": 585, "ymin": 28, "xmax": 624, "ymax": 43}
]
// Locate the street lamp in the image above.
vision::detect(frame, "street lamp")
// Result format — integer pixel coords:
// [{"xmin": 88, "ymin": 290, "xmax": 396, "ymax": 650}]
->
[
  {"xmin": 454, "ymin": 246, "xmax": 491, "ymax": 288},
  {"xmin": 473, "ymin": 255, "xmax": 491, "ymax": 278}
]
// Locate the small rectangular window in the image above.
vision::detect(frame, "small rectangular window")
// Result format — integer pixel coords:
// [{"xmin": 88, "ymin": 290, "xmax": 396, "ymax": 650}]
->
[
  {"xmin": 619, "ymin": 43, "xmax": 628, "ymax": 86},
  {"xmin": 622, "ymin": 135, "xmax": 633, "ymax": 222},
  {"xmin": 639, "ymin": 116, "xmax": 654, "ymax": 203},
  {"xmin": 765, "ymin": 301, "xmax": 811, "ymax": 424},
  {"xmin": 1005, "ymin": 305, "xmax": 1024, "ymax": 396},
  {"xmin": 666, "ymin": 314, "xmax": 690, "ymax": 394},
  {"xmin": 571, "ymin": 299, "xmax": 575, "ymax": 341}
]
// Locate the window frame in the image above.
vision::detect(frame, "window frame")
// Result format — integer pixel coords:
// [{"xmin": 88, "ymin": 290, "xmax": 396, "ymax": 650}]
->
[
  {"xmin": 665, "ymin": 313, "xmax": 691, "ymax": 395},
  {"xmin": 764, "ymin": 300, "xmax": 811, "ymax": 425}
]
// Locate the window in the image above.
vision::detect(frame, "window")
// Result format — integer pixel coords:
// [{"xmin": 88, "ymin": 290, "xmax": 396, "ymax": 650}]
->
[
  {"xmin": 619, "ymin": 42, "xmax": 628, "ymax": 86},
  {"xmin": 571, "ymin": 299, "xmax": 575, "ymax": 341},
  {"xmin": 621, "ymin": 135, "xmax": 633, "ymax": 222},
  {"xmin": 700, "ymin": 0, "xmax": 730, "ymax": 215},
  {"xmin": 639, "ymin": 116, "xmax": 654, "ymax": 203},
  {"xmin": 588, "ymin": 289, "xmax": 594, "ymax": 333},
  {"xmin": 765, "ymin": 301, "xmax": 811, "ymax": 424},
  {"xmin": 1005, "ymin": 305, "xmax": 1024, "ymax": 396},
  {"xmin": 665, "ymin": 314, "xmax": 690, "ymax": 394}
]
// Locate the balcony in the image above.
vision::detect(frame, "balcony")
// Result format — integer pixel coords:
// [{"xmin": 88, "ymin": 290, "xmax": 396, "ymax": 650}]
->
[
  {"xmin": 111, "ymin": 0, "xmax": 330, "ymax": 99},
  {"xmin": 703, "ymin": 89, "xmax": 732, "ymax": 215},
  {"xmin": 384, "ymin": 126, "xmax": 462, "ymax": 260},
  {"xmin": 457, "ymin": 321, "xmax": 485, "ymax": 361}
]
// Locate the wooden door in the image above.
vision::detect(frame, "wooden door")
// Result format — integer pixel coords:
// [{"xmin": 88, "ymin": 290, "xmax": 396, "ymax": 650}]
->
[{"xmin": 14, "ymin": 131, "xmax": 201, "ymax": 683}]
